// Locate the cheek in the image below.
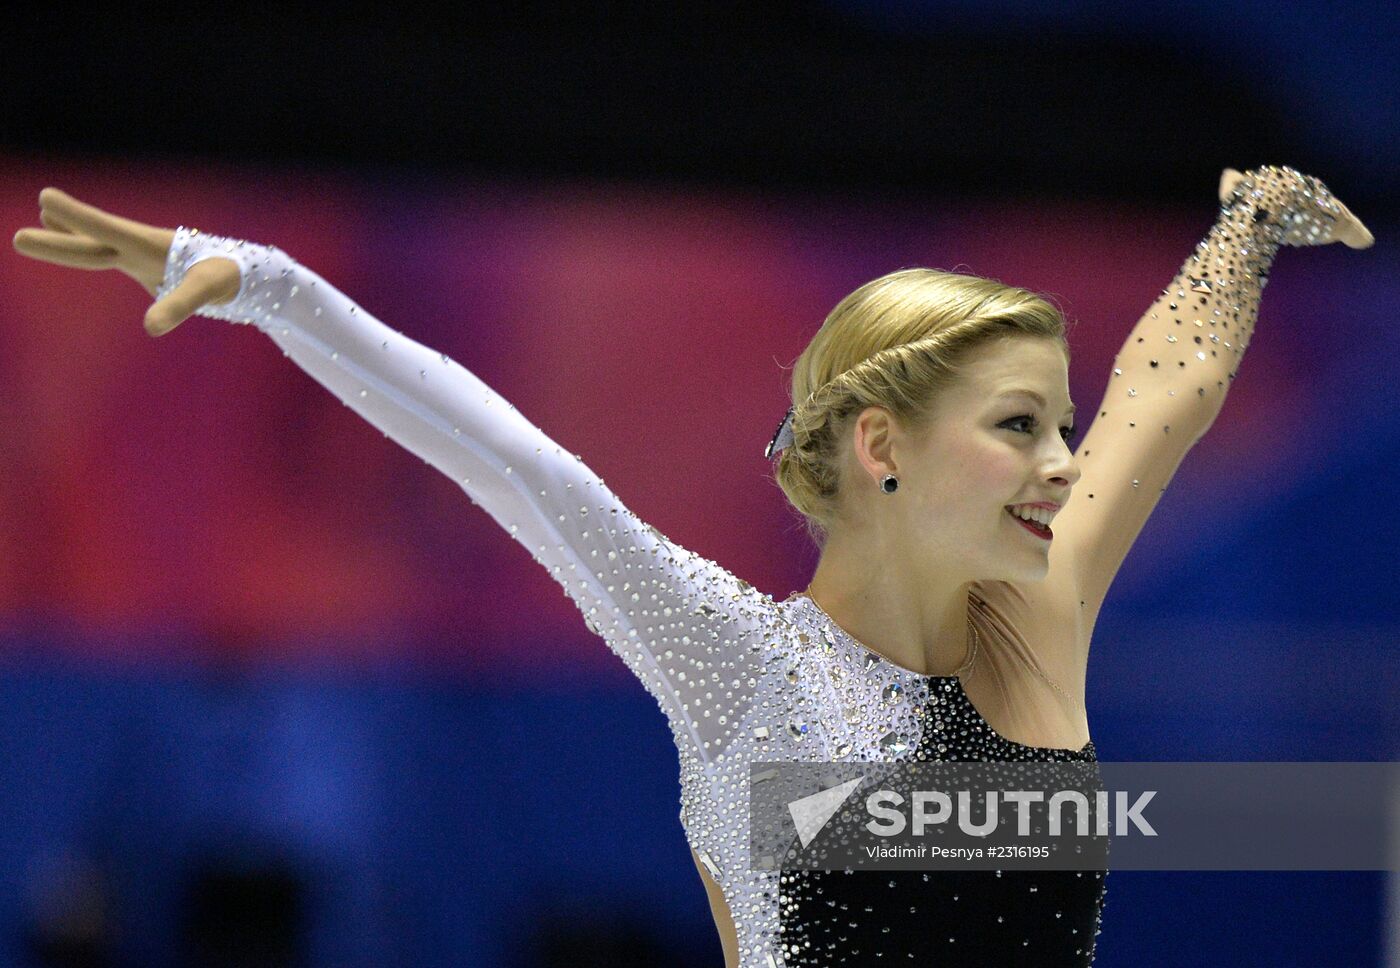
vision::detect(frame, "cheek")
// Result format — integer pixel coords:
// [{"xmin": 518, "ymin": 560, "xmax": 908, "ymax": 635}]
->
[
  {"xmin": 922, "ymin": 441, "xmax": 1020, "ymax": 513},
  {"xmin": 955, "ymin": 439, "xmax": 1021, "ymax": 487}
]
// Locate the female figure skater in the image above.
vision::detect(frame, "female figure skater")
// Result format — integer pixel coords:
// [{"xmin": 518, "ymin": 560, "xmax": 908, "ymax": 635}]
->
[{"xmin": 13, "ymin": 165, "xmax": 1373, "ymax": 966}]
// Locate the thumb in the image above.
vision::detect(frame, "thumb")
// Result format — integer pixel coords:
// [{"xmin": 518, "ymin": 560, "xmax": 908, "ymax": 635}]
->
[
  {"xmin": 1218, "ymin": 167, "xmax": 1245, "ymax": 202},
  {"xmin": 144, "ymin": 258, "xmax": 240, "ymax": 337}
]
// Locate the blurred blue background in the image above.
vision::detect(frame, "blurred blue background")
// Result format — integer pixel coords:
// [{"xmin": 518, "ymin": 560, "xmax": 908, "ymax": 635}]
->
[{"xmin": 1, "ymin": 2, "xmax": 1396, "ymax": 965}]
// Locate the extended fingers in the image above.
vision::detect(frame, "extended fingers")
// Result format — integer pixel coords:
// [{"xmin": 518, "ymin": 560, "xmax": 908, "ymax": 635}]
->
[
  {"xmin": 38, "ymin": 187, "xmax": 171, "ymax": 251},
  {"xmin": 12, "ymin": 226, "xmax": 118, "ymax": 268},
  {"xmin": 1333, "ymin": 199, "xmax": 1374, "ymax": 249},
  {"xmin": 144, "ymin": 257, "xmax": 240, "ymax": 337},
  {"xmin": 40, "ymin": 206, "xmax": 78, "ymax": 233}
]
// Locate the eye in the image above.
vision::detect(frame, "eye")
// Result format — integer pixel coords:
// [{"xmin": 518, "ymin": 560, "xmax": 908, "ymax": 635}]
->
[
  {"xmin": 1000, "ymin": 414, "xmax": 1076, "ymax": 444},
  {"xmin": 999, "ymin": 414, "xmax": 1038, "ymax": 435}
]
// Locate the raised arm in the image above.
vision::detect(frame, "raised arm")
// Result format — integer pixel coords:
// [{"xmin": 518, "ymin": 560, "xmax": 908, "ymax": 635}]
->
[
  {"xmin": 1053, "ymin": 166, "xmax": 1373, "ymax": 638},
  {"xmin": 14, "ymin": 192, "xmax": 771, "ymax": 765}
]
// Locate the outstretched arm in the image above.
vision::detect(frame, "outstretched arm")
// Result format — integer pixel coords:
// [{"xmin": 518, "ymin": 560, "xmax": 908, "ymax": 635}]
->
[
  {"xmin": 14, "ymin": 194, "xmax": 770, "ymax": 764},
  {"xmin": 1051, "ymin": 166, "xmax": 1373, "ymax": 643}
]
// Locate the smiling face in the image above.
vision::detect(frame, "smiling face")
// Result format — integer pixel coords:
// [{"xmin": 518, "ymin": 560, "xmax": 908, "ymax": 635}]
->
[{"xmin": 845, "ymin": 335, "xmax": 1080, "ymax": 584}]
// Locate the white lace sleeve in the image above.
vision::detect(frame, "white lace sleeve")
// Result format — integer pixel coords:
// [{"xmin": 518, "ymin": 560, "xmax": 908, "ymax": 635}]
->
[{"xmin": 155, "ymin": 227, "xmax": 769, "ymax": 762}]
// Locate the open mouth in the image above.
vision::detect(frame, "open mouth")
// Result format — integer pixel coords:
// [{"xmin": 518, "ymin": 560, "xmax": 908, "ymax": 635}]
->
[{"xmin": 1005, "ymin": 506, "xmax": 1053, "ymax": 540}]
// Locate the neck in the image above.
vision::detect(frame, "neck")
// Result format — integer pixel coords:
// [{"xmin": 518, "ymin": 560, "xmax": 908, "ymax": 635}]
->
[{"xmin": 803, "ymin": 529, "xmax": 973, "ymax": 677}]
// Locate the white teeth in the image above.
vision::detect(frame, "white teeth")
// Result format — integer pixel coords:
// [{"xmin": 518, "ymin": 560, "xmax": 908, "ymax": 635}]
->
[{"xmin": 1009, "ymin": 505, "xmax": 1054, "ymax": 526}]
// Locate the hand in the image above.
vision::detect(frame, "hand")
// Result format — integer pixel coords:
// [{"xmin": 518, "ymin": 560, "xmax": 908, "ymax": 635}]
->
[
  {"xmin": 1217, "ymin": 166, "xmax": 1374, "ymax": 250},
  {"xmin": 12, "ymin": 188, "xmax": 242, "ymax": 336}
]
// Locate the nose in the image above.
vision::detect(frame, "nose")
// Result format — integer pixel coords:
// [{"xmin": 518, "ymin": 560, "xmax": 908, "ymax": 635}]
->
[{"xmin": 1045, "ymin": 440, "xmax": 1082, "ymax": 491}]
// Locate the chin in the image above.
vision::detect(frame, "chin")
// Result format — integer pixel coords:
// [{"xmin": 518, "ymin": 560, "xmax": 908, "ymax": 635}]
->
[
  {"xmin": 1021, "ymin": 562, "xmax": 1052, "ymax": 582},
  {"xmin": 995, "ymin": 555, "xmax": 1051, "ymax": 584}
]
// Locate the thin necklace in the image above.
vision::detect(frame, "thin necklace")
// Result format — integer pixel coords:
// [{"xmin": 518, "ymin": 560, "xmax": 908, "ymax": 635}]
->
[
  {"xmin": 1029, "ymin": 655, "xmax": 1081, "ymax": 709},
  {"xmin": 801, "ymin": 584, "xmax": 978, "ymax": 678}
]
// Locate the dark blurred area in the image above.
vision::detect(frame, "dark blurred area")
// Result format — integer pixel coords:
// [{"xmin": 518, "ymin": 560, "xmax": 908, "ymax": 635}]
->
[
  {"xmin": 3, "ymin": 1, "xmax": 1396, "ymax": 211},
  {"xmin": 176, "ymin": 857, "xmax": 306, "ymax": 968}
]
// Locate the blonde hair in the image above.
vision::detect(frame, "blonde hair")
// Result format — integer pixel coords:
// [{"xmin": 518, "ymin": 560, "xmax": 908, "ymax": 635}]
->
[{"xmin": 774, "ymin": 267, "xmax": 1070, "ymax": 547}]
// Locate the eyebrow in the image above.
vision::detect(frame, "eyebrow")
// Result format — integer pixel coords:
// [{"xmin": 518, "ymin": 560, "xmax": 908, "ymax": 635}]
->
[{"xmin": 995, "ymin": 388, "xmax": 1077, "ymax": 417}]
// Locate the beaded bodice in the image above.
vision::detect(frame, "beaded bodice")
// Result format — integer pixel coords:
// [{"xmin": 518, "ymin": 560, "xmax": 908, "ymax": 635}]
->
[
  {"xmin": 676, "ymin": 592, "xmax": 1104, "ymax": 967},
  {"xmin": 773, "ymin": 596, "xmax": 1105, "ymax": 966}
]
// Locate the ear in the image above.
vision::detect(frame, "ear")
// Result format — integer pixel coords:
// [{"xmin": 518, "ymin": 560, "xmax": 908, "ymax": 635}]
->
[{"xmin": 851, "ymin": 406, "xmax": 896, "ymax": 481}]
